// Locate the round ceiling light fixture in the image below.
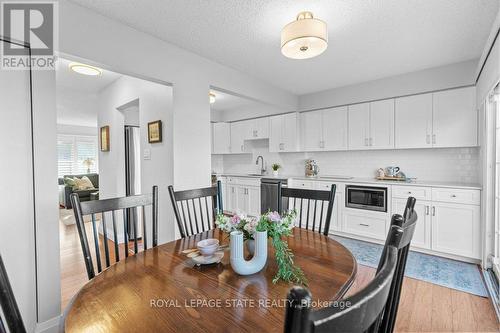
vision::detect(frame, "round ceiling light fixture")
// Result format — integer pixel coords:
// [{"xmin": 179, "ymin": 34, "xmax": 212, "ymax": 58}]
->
[
  {"xmin": 69, "ymin": 62, "xmax": 103, "ymax": 76},
  {"xmin": 209, "ymin": 92, "xmax": 216, "ymax": 104},
  {"xmin": 281, "ymin": 11, "xmax": 328, "ymax": 60}
]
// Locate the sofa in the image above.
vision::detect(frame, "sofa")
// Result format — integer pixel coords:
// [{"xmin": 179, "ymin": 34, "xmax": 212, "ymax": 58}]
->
[{"xmin": 59, "ymin": 173, "xmax": 99, "ymax": 209}]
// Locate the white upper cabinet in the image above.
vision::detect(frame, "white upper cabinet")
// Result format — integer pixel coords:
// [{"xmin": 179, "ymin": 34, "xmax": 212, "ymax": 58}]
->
[
  {"xmin": 300, "ymin": 110, "xmax": 323, "ymax": 151},
  {"xmin": 251, "ymin": 117, "xmax": 270, "ymax": 139},
  {"xmin": 348, "ymin": 103, "xmax": 370, "ymax": 150},
  {"xmin": 212, "ymin": 122, "xmax": 231, "ymax": 154},
  {"xmin": 270, "ymin": 113, "xmax": 299, "ymax": 152},
  {"xmin": 395, "ymin": 87, "xmax": 476, "ymax": 149},
  {"xmin": 301, "ymin": 107, "xmax": 347, "ymax": 151},
  {"xmin": 230, "ymin": 121, "xmax": 247, "ymax": 153},
  {"xmin": 348, "ymin": 101, "xmax": 393, "ymax": 150},
  {"xmin": 323, "ymin": 106, "xmax": 348, "ymax": 150},
  {"xmin": 369, "ymin": 99, "xmax": 394, "ymax": 149},
  {"xmin": 395, "ymin": 93, "xmax": 433, "ymax": 149},
  {"xmin": 432, "ymin": 86, "xmax": 477, "ymax": 148}
]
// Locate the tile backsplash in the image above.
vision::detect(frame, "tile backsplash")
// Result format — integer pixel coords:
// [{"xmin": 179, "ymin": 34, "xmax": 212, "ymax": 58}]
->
[{"xmin": 212, "ymin": 140, "xmax": 480, "ymax": 184}]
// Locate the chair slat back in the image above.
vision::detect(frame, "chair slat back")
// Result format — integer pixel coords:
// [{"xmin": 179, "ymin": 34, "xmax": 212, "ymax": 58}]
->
[
  {"xmin": 70, "ymin": 186, "xmax": 159, "ymax": 280},
  {"xmin": 168, "ymin": 181, "xmax": 223, "ymax": 238},
  {"xmin": 283, "ymin": 225, "xmax": 402, "ymax": 333},
  {"xmin": 0, "ymin": 255, "xmax": 26, "ymax": 333},
  {"xmin": 377, "ymin": 197, "xmax": 418, "ymax": 333},
  {"xmin": 279, "ymin": 185, "xmax": 336, "ymax": 235}
]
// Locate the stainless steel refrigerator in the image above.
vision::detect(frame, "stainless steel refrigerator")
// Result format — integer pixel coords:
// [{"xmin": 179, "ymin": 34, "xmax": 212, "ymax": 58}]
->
[{"xmin": 124, "ymin": 126, "xmax": 142, "ymax": 240}]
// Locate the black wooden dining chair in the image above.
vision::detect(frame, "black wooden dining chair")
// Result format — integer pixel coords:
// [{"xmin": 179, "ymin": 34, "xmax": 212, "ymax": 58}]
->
[
  {"xmin": 168, "ymin": 181, "xmax": 223, "ymax": 238},
  {"xmin": 377, "ymin": 200, "xmax": 418, "ymax": 333},
  {"xmin": 0, "ymin": 254, "xmax": 26, "ymax": 333},
  {"xmin": 70, "ymin": 186, "xmax": 159, "ymax": 280},
  {"xmin": 283, "ymin": 225, "xmax": 402, "ymax": 333},
  {"xmin": 278, "ymin": 184, "xmax": 336, "ymax": 236}
]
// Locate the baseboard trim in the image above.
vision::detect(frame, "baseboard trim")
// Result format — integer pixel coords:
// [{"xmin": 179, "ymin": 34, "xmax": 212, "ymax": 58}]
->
[{"xmin": 36, "ymin": 315, "xmax": 61, "ymax": 333}]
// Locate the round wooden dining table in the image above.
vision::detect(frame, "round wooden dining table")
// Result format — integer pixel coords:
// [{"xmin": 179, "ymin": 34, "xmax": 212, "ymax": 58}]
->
[{"xmin": 63, "ymin": 228, "xmax": 357, "ymax": 333}]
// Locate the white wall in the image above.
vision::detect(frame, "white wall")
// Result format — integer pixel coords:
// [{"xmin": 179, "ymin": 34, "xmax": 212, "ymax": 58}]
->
[
  {"xmin": 299, "ymin": 60, "xmax": 477, "ymax": 111},
  {"xmin": 476, "ymin": 8, "xmax": 500, "ymax": 105},
  {"xmin": 0, "ymin": 42, "xmax": 38, "ymax": 332},
  {"xmin": 214, "ymin": 103, "xmax": 288, "ymax": 122},
  {"xmin": 216, "ymin": 141, "xmax": 480, "ymax": 184},
  {"xmin": 56, "ymin": 124, "xmax": 97, "ymax": 136},
  {"xmin": 98, "ymin": 75, "xmax": 175, "ymax": 244},
  {"xmin": 56, "ymin": 85, "xmax": 98, "ymax": 127}
]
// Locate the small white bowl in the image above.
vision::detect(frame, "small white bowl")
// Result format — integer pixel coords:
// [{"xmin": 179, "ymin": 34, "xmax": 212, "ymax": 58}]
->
[{"xmin": 197, "ymin": 238, "xmax": 219, "ymax": 257}]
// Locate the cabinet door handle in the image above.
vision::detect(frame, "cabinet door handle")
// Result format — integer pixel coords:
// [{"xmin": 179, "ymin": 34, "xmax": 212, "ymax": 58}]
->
[
  {"xmin": 451, "ymin": 194, "xmax": 457, "ymax": 198},
  {"xmin": 407, "ymin": 191, "xmax": 412, "ymax": 194},
  {"xmin": 432, "ymin": 134, "xmax": 436, "ymax": 144},
  {"xmin": 425, "ymin": 205, "xmax": 429, "ymax": 215},
  {"xmin": 359, "ymin": 223, "xmax": 370, "ymax": 227},
  {"xmin": 426, "ymin": 134, "xmax": 430, "ymax": 144},
  {"xmin": 432, "ymin": 206, "xmax": 436, "ymax": 216}
]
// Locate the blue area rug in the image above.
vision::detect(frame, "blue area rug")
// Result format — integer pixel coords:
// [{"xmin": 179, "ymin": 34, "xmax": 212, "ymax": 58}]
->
[{"xmin": 331, "ymin": 235, "xmax": 488, "ymax": 297}]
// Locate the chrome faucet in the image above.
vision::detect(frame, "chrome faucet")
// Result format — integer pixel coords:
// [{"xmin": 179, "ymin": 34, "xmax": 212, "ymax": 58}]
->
[{"xmin": 255, "ymin": 155, "xmax": 266, "ymax": 174}]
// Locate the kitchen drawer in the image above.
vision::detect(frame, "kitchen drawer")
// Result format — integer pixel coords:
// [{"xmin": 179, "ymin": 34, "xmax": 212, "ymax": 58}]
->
[
  {"xmin": 315, "ymin": 181, "xmax": 344, "ymax": 193},
  {"xmin": 431, "ymin": 188, "xmax": 480, "ymax": 205},
  {"xmin": 227, "ymin": 177, "xmax": 261, "ymax": 187},
  {"xmin": 342, "ymin": 211, "xmax": 387, "ymax": 240},
  {"xmin": 289, "ymin": 179, "xmax": 315, "ymax": 189},
  {"xmin": 392, "ymin": 185, "xmax": 431, "ymax": 200}
]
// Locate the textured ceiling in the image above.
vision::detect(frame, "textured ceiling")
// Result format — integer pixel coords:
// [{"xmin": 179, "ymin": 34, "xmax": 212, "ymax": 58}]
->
[{"xmin": 69, "ymin": 0, "xmax": 499, "ymax": 95}]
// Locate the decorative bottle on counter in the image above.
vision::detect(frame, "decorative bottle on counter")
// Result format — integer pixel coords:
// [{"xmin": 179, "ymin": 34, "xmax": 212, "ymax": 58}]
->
[{"xmin": 305, "ymin": 159, "xmax": 319, "ymax": 178}]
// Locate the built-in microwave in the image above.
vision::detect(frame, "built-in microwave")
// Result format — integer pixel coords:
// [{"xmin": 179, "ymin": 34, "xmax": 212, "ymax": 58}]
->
[{"xmin": 345, "ymin": 185, "xmax": 387, "ymax": 212}]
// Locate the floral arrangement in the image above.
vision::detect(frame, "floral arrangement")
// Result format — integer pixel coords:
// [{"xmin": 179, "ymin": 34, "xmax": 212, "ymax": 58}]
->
[{"xmin": 216, "ymin": 210, "xmax": 307, "ymax": 285}]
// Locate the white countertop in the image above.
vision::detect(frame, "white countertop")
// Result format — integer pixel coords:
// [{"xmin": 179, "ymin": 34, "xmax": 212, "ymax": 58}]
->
[{"xmin": 214, "ymin": 173, "xmax": 482, "ymax": 190}]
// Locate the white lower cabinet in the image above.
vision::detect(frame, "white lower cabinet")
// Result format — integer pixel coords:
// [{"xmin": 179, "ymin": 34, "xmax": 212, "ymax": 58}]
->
[
  {"xmin": 329, "ymin": 192, "xmax": 343, "ymax": 232},
  {"xmin": 224, "ymin": 177, "xmax": 261, "ymax": 217},
  {"xmin": 392, "ymin": 185, "xmax": 481, "ymax": 260},
  {"xmin": 392, "ymin": 198, "xmax": 431, "ymax": 250},
  {"xmin": 431, "ymin": 202, "xmax": 480, "ymax": 259},
  {"xmin": 246, "ymin": 186, "xmax": 261, "ymax": 217},
  {"xmin": 342, "ymin": 209, "xmax": 389, "ymax": 241},
  {"xmin": 226, "ymin": 184, "xmax": 238, "ymax": 211}
]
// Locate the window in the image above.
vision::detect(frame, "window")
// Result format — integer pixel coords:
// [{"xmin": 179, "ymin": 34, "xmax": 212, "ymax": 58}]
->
[{"xmin": 57, "ymin": 134, "xmax": 98, "ymax": 177}]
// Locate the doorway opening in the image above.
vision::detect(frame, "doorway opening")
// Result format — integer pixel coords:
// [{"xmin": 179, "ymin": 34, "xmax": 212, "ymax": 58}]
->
[{"xmin": 56, "ymin": 56, "xmax": 173, "ymax": 309}]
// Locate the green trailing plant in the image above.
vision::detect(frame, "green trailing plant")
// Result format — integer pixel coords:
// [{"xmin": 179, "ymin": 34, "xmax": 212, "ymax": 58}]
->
[{"xmin": 271, "ymin": 235, "xmax": 308, "ymax": 285}]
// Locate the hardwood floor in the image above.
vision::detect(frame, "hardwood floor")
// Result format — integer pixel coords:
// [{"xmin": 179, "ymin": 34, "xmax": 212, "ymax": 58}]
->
[
  {"xmin": 59, "ymin": 213, "xmax": 499, "ymax": 331},
  {"xmin": 346, "ymin": 265, "xmax": 499, "ymax": 332},
  {"xmin": 59, "ymin": 209, "xmax": 142, "ymax": 309}
]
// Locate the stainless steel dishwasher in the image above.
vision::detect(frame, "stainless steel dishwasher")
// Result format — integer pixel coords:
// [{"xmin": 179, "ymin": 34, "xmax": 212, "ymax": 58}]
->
[{"xmin": 261, "ymin": 177, "xmax": 288, "ymax": 213}]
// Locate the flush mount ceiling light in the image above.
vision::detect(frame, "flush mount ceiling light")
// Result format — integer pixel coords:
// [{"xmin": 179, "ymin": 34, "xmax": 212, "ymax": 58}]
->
[
  {"xmin": 69, "ymin": 62, "xmax": 102, "ymax": 76},
  {"xmin": 209, "ymin": 92, "xmax": 216, "ymax": 104},
  {"xmin": 281, "ymin": 11, "xmax": 328, "ymax": 60}
]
